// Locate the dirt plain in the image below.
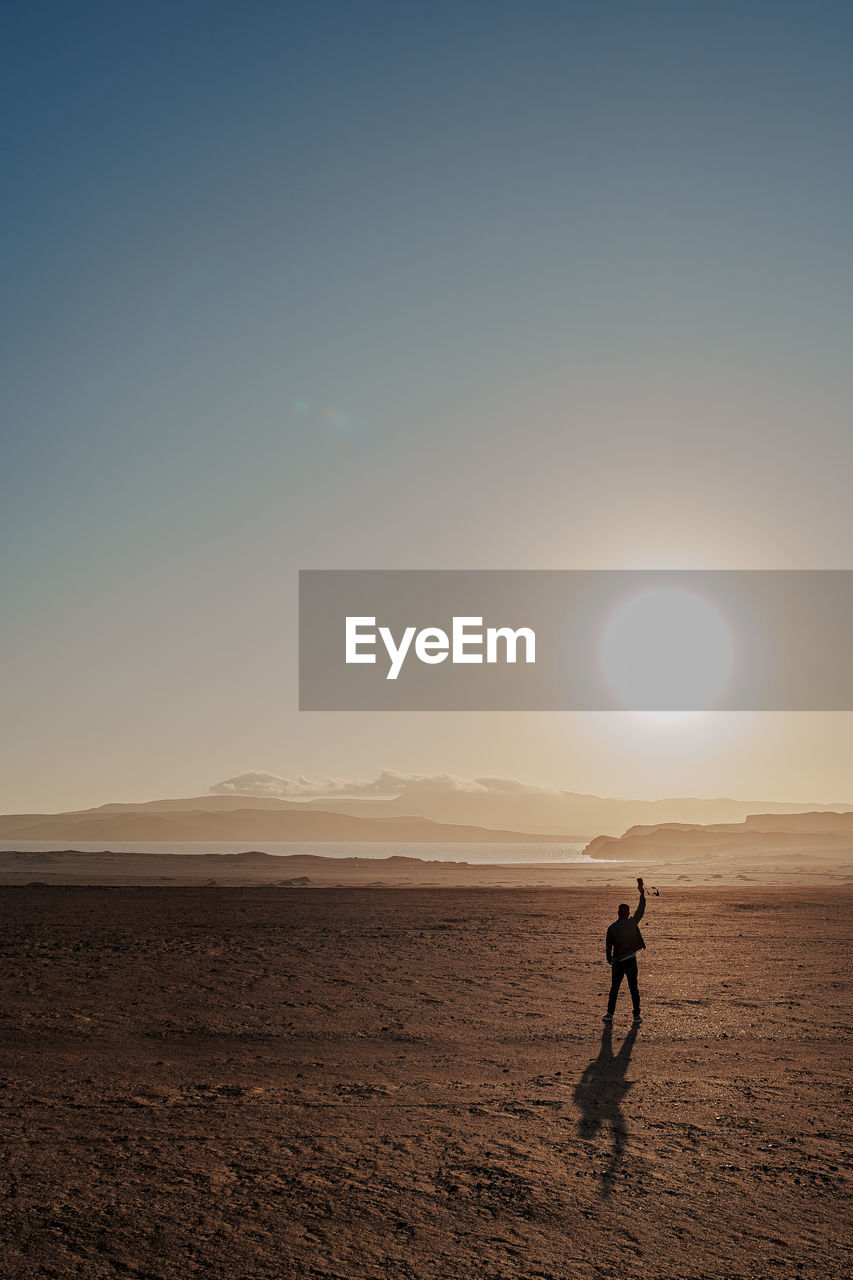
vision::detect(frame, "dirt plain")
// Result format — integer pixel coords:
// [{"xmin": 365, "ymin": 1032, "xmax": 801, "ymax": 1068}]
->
[{"xmin": 0, "ymin": 884, "xmax": 850, "ymax": 1279}]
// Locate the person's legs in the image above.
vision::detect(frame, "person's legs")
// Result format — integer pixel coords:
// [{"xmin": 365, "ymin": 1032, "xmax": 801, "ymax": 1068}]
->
[
  {"xmin": 625, "ymin": 957, "xmax": 640, "ymax": 1017},
  {"xmin": 607, "ymin": 961, "xmax": 625, "ymax": 1016}
]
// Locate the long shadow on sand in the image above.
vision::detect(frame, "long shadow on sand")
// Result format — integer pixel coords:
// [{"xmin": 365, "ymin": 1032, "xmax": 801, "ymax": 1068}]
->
[{"xmin": 573, "ymin": 1023, "xmax": 639, "ymax": 1195}]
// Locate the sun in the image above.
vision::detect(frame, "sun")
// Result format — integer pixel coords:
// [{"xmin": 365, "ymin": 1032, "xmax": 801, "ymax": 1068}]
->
[{"xmin": 600, "ymin": 587, "xmax": 734, "ymax": 711}]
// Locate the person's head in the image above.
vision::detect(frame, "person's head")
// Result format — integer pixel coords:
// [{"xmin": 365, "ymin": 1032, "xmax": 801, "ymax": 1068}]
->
[{"xmin": 617, "ymin": 903, "xmax": 630, "ymax": 919}]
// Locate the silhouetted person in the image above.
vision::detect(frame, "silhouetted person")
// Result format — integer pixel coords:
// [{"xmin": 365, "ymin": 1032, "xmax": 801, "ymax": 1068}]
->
[{"xmin": 603, "ymin": 878, "xmax": 646, "ymax": 1023}]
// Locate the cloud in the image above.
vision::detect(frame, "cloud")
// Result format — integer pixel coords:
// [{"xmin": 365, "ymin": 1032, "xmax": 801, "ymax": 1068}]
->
[
  {"xmin": 209, "ymin": 771, "xmax": 297, "ymax": 797},
  {"xmin": 209, "ymin": 769, "xmax": 566, "ymax": 800}
]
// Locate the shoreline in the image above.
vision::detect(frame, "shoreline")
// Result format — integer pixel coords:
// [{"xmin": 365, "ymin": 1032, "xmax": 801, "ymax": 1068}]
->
[{"xmin": 0, "ymin": 846, "xmax": 849, "ymax": 888}]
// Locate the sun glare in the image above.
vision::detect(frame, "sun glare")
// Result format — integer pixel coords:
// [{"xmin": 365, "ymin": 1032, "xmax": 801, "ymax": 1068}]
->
[{"xmin": 600, "ymin": 588, "xmax": 734, "ymax": 710}]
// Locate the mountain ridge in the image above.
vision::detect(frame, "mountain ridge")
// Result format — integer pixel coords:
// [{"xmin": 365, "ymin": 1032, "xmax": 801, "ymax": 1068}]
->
[
  {"xmin": 0, "ymin": 807, "xmax": 579, "ymax": 845},
  {"xmin": 583, "ymin": 810, "xmax": 853, "ymax": 860}
]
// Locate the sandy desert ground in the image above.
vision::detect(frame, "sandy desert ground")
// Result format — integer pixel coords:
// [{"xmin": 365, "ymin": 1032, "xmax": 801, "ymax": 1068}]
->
[{"xmin": 0, "ymin": 885, "xmax": 850, "ymax": 1279}]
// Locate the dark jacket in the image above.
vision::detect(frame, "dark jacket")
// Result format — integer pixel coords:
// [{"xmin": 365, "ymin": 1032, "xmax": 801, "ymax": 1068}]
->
[{"xmin": 606, "ymin": 894, "xmax": 646, "ymax": 963}]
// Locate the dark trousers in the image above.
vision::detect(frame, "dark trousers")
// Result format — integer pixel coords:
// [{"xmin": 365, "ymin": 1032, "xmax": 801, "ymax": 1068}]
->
[{"xmin": 608, "ymin": 956, "xmax": 640, "ymax": 1017}]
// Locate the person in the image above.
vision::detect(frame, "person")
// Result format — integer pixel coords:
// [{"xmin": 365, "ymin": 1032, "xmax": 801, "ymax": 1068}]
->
[{"xmin": 603, "ymin": 878, "xmax": 646, "ymax": 1024}]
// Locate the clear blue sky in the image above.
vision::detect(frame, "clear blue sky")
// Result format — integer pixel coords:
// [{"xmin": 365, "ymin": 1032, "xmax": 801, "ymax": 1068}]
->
[{"xmin": 2, "ymin": 2, "xmax": 852, "ymax": 809}]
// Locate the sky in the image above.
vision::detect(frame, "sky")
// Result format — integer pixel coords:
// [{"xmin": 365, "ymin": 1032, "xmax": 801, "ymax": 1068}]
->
[{"xmin": 2, "ymin": 1, "xmax": 852, "ymax": 812}]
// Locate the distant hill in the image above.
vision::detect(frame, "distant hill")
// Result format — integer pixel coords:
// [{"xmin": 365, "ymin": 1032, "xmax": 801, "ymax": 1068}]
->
[
  {"xmin": 2, "ymin": 788, "xmax": 853, "ymax": 843},
  {"xmin": 319, "ymin": 791, "xmax": 853, "ymax": 838},
  {"xmin": 583, "ymin": 811, "xmax": 853, "ymax": 861},
  {"xmin": 0, "ymin": 806, "xmax": 574, "ymax": 845}
]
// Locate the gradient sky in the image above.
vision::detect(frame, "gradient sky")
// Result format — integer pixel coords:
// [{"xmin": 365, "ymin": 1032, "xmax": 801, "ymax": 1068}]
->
[{"xmin": 3, "ymin": 1, "xmax": 852, "ymax": 811}]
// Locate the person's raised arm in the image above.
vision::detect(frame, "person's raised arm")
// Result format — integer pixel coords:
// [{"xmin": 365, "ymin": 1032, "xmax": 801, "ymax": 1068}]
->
[{"xmin": 634, "ymin": 878, "xmax": 646, "ymax": 923}]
